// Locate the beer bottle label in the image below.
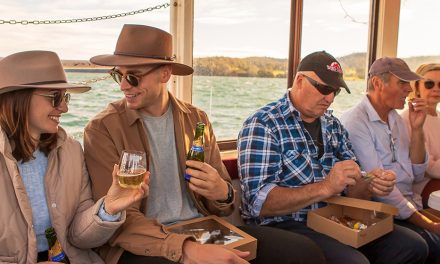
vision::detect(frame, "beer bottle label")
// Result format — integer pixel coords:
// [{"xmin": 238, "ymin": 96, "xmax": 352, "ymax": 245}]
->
[
  {"xmin": 50, "ymin": 251, "xmax": 66, "ymax": 262},
  {"xmin": 191, "ymin": 146, "xmax": 203, "ymax": 152},
  {"xmin": 185, "ymin": 122, "xmax": 205, "ymax": 182},
  {"xmin": 48, "ymin": 240, "xmax": 66, "ymax": 261},
  {"xmin": 184, "ymin": 173, "xmax": 192, "ymax": 181},
  {"xmin": 185, "ymin": 146, "xmax": 204, "ymax": 181}
]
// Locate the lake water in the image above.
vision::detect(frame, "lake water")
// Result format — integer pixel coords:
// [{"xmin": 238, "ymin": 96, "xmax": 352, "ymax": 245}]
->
[{"xmin": 64, "ymin": 72, "xmax": 368, "ymax": 142}]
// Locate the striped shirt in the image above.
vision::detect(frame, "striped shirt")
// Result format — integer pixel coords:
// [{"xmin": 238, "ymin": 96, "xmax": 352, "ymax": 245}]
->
[{"xmin": 238, "ymin": 90, "xmax": 356, "ymax": 225}]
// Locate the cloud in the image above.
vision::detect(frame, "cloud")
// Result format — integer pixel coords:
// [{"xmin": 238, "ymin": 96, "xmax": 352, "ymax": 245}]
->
[{"xmin": 1, "ymin": 0, "xmax": 438, "ymax": 60}]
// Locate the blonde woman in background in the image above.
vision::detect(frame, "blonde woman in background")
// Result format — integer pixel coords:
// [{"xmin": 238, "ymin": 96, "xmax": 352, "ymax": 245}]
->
[{"xmin": 401, "ymin": 63, "xmax": 440, "ymax": 207}]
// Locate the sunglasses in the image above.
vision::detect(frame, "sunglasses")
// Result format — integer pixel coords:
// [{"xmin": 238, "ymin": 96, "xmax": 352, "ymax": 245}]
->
[
  {"xmin": 419, "ymin": 80, "xmax": 440, "ymax": 90},
  {"xmin": 302, "ymin": 74, "xmax": 341, "ymax": 96},
  {"xmin": 388, "ymin": 132, "xmax": 397, "ymax": 163},
  {"xmin": 109, "ymin": 65, "xmax": 163, "ymax": 87},
  {"xmin": 35, "ymin": 91, "xmax": 71, "ymax": 108}
]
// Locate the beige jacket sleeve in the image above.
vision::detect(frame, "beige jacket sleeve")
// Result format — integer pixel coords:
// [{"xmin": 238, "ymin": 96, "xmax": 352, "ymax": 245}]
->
[{"xmin": 68, "ymin": 147, "xmax": 126, "ymax": 249}]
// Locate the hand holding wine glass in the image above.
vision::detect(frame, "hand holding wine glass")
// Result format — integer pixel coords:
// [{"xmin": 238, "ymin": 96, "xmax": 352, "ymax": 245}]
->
[{"xmin": 103, "ymin": 150, "xmax": 149, "ymax": 215}]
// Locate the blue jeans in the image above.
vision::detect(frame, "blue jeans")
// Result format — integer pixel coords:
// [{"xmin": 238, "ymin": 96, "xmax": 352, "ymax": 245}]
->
[
  {"xmin": 268, "ymin": 220, "xmax": 428, "ymax": 264},
  {"xmin": 118, "ymin": 224, "xmax": 326, "ymax": 264},
  {"xmin": 396, "ymin": 219, "xmax": 440, "ymax": 264}
]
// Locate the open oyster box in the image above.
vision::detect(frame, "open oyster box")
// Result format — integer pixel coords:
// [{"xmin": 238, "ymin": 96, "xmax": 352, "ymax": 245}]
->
[
  {"xmin": 168, "ymin": 215, "xmax": 257, "ymax": 260},
  {"xmin": 307, "ymin": 196, "xmax": 398, "ymax": 248}
]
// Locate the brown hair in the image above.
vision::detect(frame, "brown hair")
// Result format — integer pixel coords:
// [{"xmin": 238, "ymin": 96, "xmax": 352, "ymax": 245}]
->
[{"xmin": 0, "ymin": 89, "xmax": 57, "ymax": 162}]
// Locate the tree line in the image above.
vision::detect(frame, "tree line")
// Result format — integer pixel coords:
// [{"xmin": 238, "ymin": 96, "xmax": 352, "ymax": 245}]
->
[
  {"xmin": 60, "ymin": 53, "xmax": 440, "ymax": 79},
  {"xmin": 194, "ymin": 53, "xmax": 440, "ymax": 79}
]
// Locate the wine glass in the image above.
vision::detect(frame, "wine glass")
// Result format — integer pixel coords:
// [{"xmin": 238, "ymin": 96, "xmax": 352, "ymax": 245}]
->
[{"xmin": 118, "ymin": 150, "xmax": 147, "ymax": 188}]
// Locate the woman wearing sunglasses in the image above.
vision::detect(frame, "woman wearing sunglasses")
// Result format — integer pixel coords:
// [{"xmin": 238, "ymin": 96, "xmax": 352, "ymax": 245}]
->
[
  {"xmin": 0, "ymin": 50, "xmax": 149, "ymax": 263},
  {"xmin": 401, "ymin": 63, "xmax": 440, "ymax": 207}
]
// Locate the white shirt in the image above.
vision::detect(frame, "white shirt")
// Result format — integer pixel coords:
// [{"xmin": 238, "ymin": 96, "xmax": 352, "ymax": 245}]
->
[{"xmin": 340, "ymin": 95, "xmax": 428, "ymax": 219}]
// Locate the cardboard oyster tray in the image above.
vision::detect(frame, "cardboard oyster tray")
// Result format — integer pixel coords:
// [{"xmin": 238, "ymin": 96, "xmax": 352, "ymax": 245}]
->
[
  {"xmin": 167, "ymin": 215, "xmax": 257, "ymax": 261},
  {"xmin": 307, "ymin": 196, "xmax": 398, "ymax": 248}
]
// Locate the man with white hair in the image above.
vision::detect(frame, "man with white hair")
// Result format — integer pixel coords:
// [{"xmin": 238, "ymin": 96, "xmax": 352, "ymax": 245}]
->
[{"xmin": 341, "ymin": 56, "xmax": 440, "ymax": 263}]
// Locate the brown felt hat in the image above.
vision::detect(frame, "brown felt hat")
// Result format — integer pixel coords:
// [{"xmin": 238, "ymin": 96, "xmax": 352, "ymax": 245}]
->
[
  {"xmin": 90, "ymin": 24, "xmax": 193, "ymax": 76},
  {"xmin": 0, "ymin": 50, "xmax": 91, "ymax": 95}
]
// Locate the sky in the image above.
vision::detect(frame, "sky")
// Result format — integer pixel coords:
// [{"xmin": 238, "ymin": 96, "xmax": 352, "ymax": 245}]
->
[{"xmin": 0, "ymin": 0, "xmax": 438, "ymax": 60}]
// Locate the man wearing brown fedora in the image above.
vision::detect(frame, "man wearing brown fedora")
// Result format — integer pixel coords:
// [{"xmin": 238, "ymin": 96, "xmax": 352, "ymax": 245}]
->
[{"xmin": 84, "ymin": 24, "xmax": 325, "ymax": 264}]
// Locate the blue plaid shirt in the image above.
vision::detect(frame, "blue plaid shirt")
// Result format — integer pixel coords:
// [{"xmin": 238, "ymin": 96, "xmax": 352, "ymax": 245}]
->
[{"xmin": 238, "ymin": 91, "xmax": 357, "ymax": 225}]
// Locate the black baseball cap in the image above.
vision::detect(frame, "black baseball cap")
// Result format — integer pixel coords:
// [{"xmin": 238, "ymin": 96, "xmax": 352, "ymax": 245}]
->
[{"xmin": 298, "ymin": 51, "xmax": 350, "ymax": 94}]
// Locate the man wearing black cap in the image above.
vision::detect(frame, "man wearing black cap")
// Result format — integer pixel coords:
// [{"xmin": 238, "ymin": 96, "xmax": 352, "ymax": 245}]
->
[
  {"xmin": 341, "ymin": 57, "xmax": 440, "ymax": 263},
  {"xmin": 238, "ymin": 51, "xmax": 428, "ymax": 263}
]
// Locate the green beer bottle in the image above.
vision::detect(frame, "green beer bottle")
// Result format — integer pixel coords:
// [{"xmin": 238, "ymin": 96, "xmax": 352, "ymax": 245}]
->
[
  {"xmin": 45, "ymin": 227, "xmax": 70, "ymax": 263},
  {"xmin": 185, "ymin": 122, "xmax": 205, "ymax": 181}
]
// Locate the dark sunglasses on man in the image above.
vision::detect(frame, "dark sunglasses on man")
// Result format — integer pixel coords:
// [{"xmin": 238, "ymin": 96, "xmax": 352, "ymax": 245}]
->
[
  {"xmin": 109, "ymin": 65, "xmax": 163, "ymax": 87},
  {"xmin": 35, "ymin": 91, "xmax": 71, "ymax": 108},
  {"xmin": 301, "ymin": 74, "xmax": 341, "ymax": 96},
  {"xmin": 417, "ymin": 80, "xmax": 440, "ymax": 90}
]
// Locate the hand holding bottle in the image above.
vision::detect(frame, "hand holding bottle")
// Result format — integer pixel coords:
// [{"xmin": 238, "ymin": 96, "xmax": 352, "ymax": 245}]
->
[
  {"xmin": 185, "ymin": 122, "xmax": 205, "ymax": 181},
  {"xmin": 185, "ymin": 160, "xmax": 229, "ymax": 201}
]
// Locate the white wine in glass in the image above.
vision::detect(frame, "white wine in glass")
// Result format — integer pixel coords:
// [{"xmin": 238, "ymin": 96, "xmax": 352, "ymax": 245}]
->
[{"xmin": 118, "ymin": 150, "xmax": 147, "ymax": 188}]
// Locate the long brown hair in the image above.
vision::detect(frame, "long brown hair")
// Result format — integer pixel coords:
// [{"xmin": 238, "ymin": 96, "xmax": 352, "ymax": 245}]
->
[{"xmin": 0, "ymin": 89, "xmax": 57, "ymax": 162}]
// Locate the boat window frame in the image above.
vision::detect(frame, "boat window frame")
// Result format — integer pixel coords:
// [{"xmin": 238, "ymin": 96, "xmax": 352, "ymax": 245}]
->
[{"xmin": 170, "ymin": 0, "xmax": 401, "ymax": 151}]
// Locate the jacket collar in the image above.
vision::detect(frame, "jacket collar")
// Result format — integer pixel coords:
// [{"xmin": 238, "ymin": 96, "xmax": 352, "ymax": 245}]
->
[
  {"xmin": 0, "ymin": 128, "xmax": 11, "ymax": 158},
  {"xmin": 54, "ymin": 127, "xmax": 67, "ymax": 149},
  {"xmin": 119, "ymin": 91, "xmax": 192, "ymax": 126},
  {"xmin": 0, "ymin": 127, "xmax": 67, "ymax": 160}
]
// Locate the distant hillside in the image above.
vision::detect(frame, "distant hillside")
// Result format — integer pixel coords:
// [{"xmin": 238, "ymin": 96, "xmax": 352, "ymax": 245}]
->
[
  {"xmin": 58, "ymin": 53, "xmax": 440, "ymax": 79},
  {"xmin": 194, "ymin": 56, "xmax": 288, "ymax": 78},
  {"xmin": 401, "ymin": 55, "xmax": 440, "ymax": 70},
  {"xmin": 337, "ymin": 52, "xmax": 367, "ymax": 80},
  {"xmin": 338, "ymin": 53, "xmax": 440, "ymax": 78},
  {"xmin": 193, "ymin": 53, "xmax": 440, "ymax": 79}
]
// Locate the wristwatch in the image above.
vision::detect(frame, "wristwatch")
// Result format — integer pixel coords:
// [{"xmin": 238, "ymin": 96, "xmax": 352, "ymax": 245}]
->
[{"xmin": 219, "ymin": 182, "xmax": 234, "ymax": 204}]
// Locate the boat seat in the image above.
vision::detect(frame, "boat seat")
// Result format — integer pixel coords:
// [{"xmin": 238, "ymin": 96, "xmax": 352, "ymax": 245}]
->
[{"xmin": 222, "ymin": 157, "xmax": 245, "ymax": 226}]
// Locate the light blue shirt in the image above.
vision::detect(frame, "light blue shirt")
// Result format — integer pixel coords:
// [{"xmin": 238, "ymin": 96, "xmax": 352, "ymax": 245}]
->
[
  {"xmin": 340, "ymin": 95, "xmax": 428, "ymax": 219},
  {"xmin": 18, "ymin": 149, "xmax": 120, "ymax": 252},
  {"xmin": 18, "ymin": 149, "xmax": 51, "ymax": 252}
]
